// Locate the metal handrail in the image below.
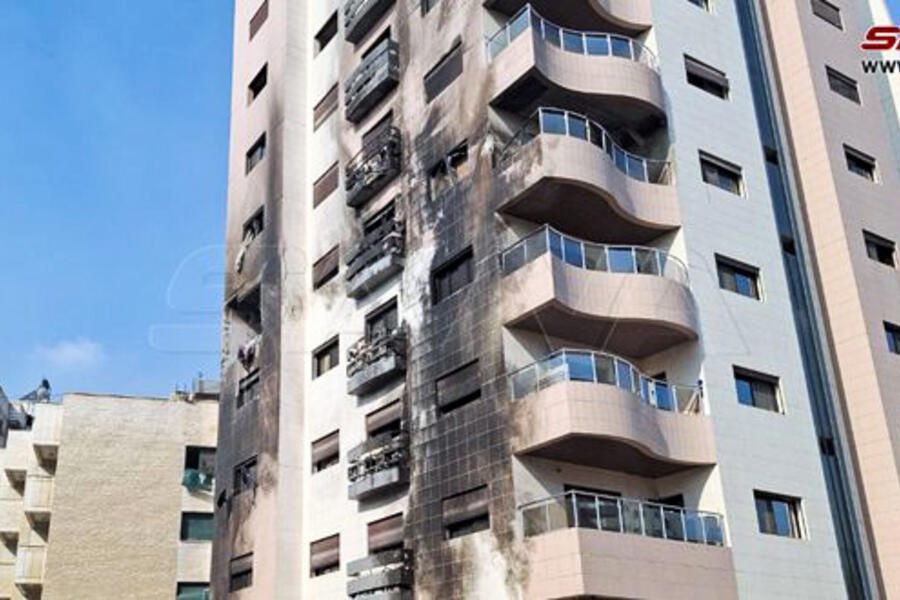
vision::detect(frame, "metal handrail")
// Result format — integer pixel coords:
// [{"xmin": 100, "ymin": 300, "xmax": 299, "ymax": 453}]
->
[
  {"xmin": 500, "ymin": 224, "xmax": 689, "ymax": 286},
  {"xmin": 344, "ymin": 37, "xmax": 399, "ymax": 106},
  {"xmin": 486, "ymin": 4, "xmax": 659, "ymax": 71},
  {"xmin": 520, "ymin": 490, "xmax": 725, "ymax": 546},
  {"xmin": 494, "ymin": 107, "xmax": 673, "ymax": 184},
  {"xmin": 508, "ymin": 348, "xmax": 702, "ymax": 414},
  {"xmin": 347, "ymin": 327, "xmax": 406, "ymax": 377}
]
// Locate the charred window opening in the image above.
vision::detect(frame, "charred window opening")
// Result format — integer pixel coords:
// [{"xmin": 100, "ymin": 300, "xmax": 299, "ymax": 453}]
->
[
  {"xmin": 368, "ymin": 513, "xmax": 404, "ymax": 553},
  {"xmin": 311, "ymin": 430, "xmax": 340, "ymax": 473},
  {"xmin": 236, "ymin": 369, "xmax": 259, "ymax": 410},
  {"xmin": 310, "ymin": 534, "xmax": 340, "ymax": 577},
  {"xmin": 245, "ymin": 133, "xmax": 266, "ymax": 174},
  {"xmin": 313, "ymin": 336, "xmax": 340, "ymax": 378},
  {"xmin": 427, "ymin": 140, "xmax": 469, "ymax": 201},
  {"xmin": 424, "ymin": 38, "xmax": 463, "ymax": 102},
  {"xmin": 312, "ymin": 245, "xmax": 340, "ymax": 289},
  {"xmin": 233, "ymin": 456, "xmax": 257, "ymax": 495},
  {"xmin": 366, "ymin": 298, "xmax": 399, "ymax": 340},
  {"xmin": 235, "ymin": 207, "xmax": 264, "ymax": 274},
  {"xmin": 184, "ymin": 446, "xmax": 216, "ymax": 476},
  {"xmin": 431, "ymin": 247, "xmax": 473, "ymax": 304},
  {"xmin": 442, "ymin": 485, "xmax": 490, "ymax": 539},
  {"xmin": 363, "ymin": 200, "xmax": 396, "ymax": 237},
  {"xmin": 436, "ymin": 360, "xmax": 481, "ymax": 414},
  {"xmin": 229, "ymin": 553, "xmax": 253, "ymax": 591}
]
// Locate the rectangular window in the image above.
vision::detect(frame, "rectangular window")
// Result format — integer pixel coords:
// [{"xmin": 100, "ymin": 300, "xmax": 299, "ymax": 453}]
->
[
  {"xmin": 700, "ymin": 152, "xmax": 743, "ymax": 195},
  {"xmin": 436, "ymin": 360, "xmax": 481, "ymax": 413},
  {"xmin": 811, "ymin": 0, "xmax": 842, "ymax": 29},
  {"xmin": 754, "ymin": 491, "xmax": 803, "ymax": 538},
  {"xmin": 864, "ymin": 231, "xmax": 895, "ymax": 267},
  {"xmin": 366, "ymin": 399, "xmax": 402, "ymax": 438},
  {"xmin": 826, "ymin": 66, "xmax": 859, "ymax": 103},
  {"xmin": 311, "ymin": 430, "xmax": 339, "ymax": 473},
  {"xmin": 248, "ymin": 64, "xmax": 268, "ymax": 104},
  {"xmin": 310, "ymin": 534, "xmax": 340, "ymax": 577},
  {"xmin": 315, "ymin": 12, "xmax": 339, "ymax": 54},
  {"xmin": 368, "ymin": 513, "xmax": 404, "ymax": 553},
  {"xmin": 716, "ymin": 255, "xmax": 760, "ymax": 299},
  {"xmin": 229, "ymin": 553, "xmax": 253, "ymax": 591},
  {"xmin": 365, "ymin": 299, "xmax": 399, "ymax": 339},
  {"xmin": 243, "ymin": 207, "xmax": 264, "ymax": 240},
  {"xmin": 177, "ymin": 583, "xmax": 210, "ymax": 600},
  {"xmin": 184, "ymin": 446, "xmax": 216, "ymax": 475},
  {"xmin": 685, "ymin": 56, "xmax": 729, "ymax": 99},
  {"xmin": 442, "ymin": 485, "xmax": 490, "ymax": 539},
  {"xmin": 734, "ymin": 367, "xmax": 781, "ymax": 412},
  {"xmin": 249, "ymin": 0, "xmax": 268, "ymax": 40},
  {"xmin": 844, "ymin": 145, "xmax": 877, "ymax": 181},
  {"xmin": 313, "ymin": 162, "xmax": 340, "ymax": 207},
  {"xmin": 885, "ymin": 322, "xmax": 900, "ymax": 354},
  {"xmin": 313, "ymin": 84, "xmax": 339, "ymax": 130},
  {"xmin": 236, "ymin": 369, "xmax": 260, "ymax": 409},
  {"xmin": 245, "ymin": 133, "xmax": 266, "ymax": 174},
  {"xmin": 313, "ymin": 337, "xmax": 340, "ymax": 378},
  {"xmin": 180, "ymin": 512, "xmax": 214, "ymax": 541},
  {"xmin": 312, "ymin": 245, "xmax": 340, "ymax": 289},
  {"xmin": 424, "ymin": 39, "xmax": 463, "ymax": 102},
  {"xmin": 233, "ymin": 457, "xmax": 257, "ymax": 495},
  {"xmin": 431, "ymin": 248, "xmax": 473, "ymax": 303}
]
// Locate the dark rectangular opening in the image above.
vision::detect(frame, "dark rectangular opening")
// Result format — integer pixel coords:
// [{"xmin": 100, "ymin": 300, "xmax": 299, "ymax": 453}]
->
[
  {"xmin": 685, "ymin": 55, "xmax": 729, "ymax": 98},
  {"xmin": 313, "ymin": 336, "xmax": 340, "ymax": 378},
  {"xmin": 431, "ymin": 247, "xmax": 473, "ymax": 304},
  {"xmin": 424, "ymin": 38, "xmax": 463, "ymax": 102}
]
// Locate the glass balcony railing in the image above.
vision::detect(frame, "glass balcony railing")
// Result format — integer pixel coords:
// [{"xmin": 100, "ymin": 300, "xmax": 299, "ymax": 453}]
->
[
  {"xmin": 487, "ymin": 4, "xmax": 658, "ymax": 71},
  {"xmin": 522, "ymin": 491, "xmax": 725, "ymax": 546},
  {"xmin": 501, "ymin": 225, "xmax": 689, "ymax": 285},
  {"xmin": 494, "ymin": 107, "xmax": 672, "ymax": 183},
  {"xmin": 509, "ymin": 349, "xmax": 702, "ymax": 414}
]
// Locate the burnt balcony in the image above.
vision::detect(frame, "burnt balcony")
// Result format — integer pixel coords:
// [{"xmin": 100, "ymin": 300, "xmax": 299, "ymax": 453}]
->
[
  {"xmin": 347, "ymin": 431, "xmax": 409, "ymax": 500},
  {"xmin": 346, "ymin": 218, "xmax": 405, "ymax": 299},
  {"xmin": 346, "ymin": 38, "xmax": 400, "ymax": 124},
  {"xmin": 508, "ymin": 349, "xmax": 715, "ymax": 476},
  {"xmin": 347, "ymin": 548, "xmax": 413, "ymax": 600},
  {"xmin": 346, "ymin": 126, "xmax": 402, "ymax": 208},
  {"xmin": 484, "ymin": 0, "xmax": 652, "ymax": 33},
  {"xmin": 493, "ymin": 108, "xmax": 676, "ymax": 244},
  {"xmin": 344, "ymin": 0, "xmax": 395, "ymax": 44},
  {"xmin": 520, "ymin": 491, "xmax": 737, "ymax": 599},
  {"xmin": 501, "ymin": 226, "xmax": 698, "ymax": 357},
  {"xmin": 347, "ymin": 327, "xmax": 407, "ymax": 395}
]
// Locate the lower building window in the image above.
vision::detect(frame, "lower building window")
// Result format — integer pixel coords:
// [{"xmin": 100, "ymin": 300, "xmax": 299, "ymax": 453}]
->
[
  {"xmin": 864, "ymin": 230, "xmax": 896, "ymax": 267},
  {"xmin": 313, "ymin": 337, "xmax": 340, "ymax": 378},
  {"xmin": 176, "ymin": 582, "xmax": 209, "ymax": 600},
  {"xmin": 180, "ymin": 512, "xmax": 214, "ymax": 541},
  {"xmin": 310, "ymin": 534, "xmax": 340, "ymax": 577},
  {"xmin": 229, "ymin": 553, "xmax": 253, "ymax": 592},
  {"xmin": 431, "ymin": 247, "xmax": 474, "ymax": 304},
  {"xmin": 754, "ymin": 491, "xmax": 803, "ymax": 538},
  {"xmin": 311, "ymin": 430, "xmax": 339, "ymax": 473},
  {"xmin": 233, "ymin": 457, "xmax": 258, "ymax": 495},
  {"xmin": 885, "ymin": 322, "xmax": 900, "ymax": 354},
  {"xmin": 442, "ymin": 485, "xmax": 489, "ymax": 540},
  {"xmin": 716, "ymin": 255, "xmax": 761, "ymax": 299},
  {"xmin": 733, "ymin": 367, "xmax": 781, "ymax": 412}
]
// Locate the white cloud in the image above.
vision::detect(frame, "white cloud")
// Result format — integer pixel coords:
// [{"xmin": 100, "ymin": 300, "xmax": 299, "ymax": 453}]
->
[{"xmin": 33, "ymin": 338, "xmax": 106, "ymax": 370}]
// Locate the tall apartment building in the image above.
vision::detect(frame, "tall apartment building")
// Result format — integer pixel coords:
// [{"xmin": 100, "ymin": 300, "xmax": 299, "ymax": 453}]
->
[
  {"xmin": 214, "ymin": 0, "xmax": 899, "ymax": 597},
  {"xmin": 0, "ymin": 383, "xmax": 219, "ymax": 600}
]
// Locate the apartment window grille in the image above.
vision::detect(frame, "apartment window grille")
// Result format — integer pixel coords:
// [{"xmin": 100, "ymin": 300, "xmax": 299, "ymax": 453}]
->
[
  {"xmin": 443, "ymin": 485, "xmax": 489, "ymax": 539},
  {"xmin": 248, "ymin": 64, "xmax": 268, "ymax": 104},
  {"xmin": 313, "ymin": 337, "xmax": 340, "ymax": 378},
  {"xmin": 844, "ymin": 145, "xmax": 877, "ymax": 181},
  {"xmin": 245, "ymin": 133, "xmax": 266, "ymax": 174},
  {"xmin": 310, "ymin": 535, "xmax": 340, "ymax": 577},
  {"xmin": 754, "ymin": 491, "xmax": 804, "ymax": 538},
  {"xmin": 811, "ymin": 0, "xmax": 842, "ymax": 29},
  {"xmin": 700, "ymin": 152, "xmax": 743, "ymax": 195},
  {"xmin": 685, "ymin": 56, "xmax": 729, "ymax": 98},
  {"xmin": 431, "ymin": 248, "xmax": 473, "ymax": 304},
  {"xmin": 864, "ymin": 231, "xmax": 896, "ymax": 266},
  {"xmin": 826, "ymin": 66, "xmax": 859, "ymax": 103},
  {"xmin": 884, "ymin": 322, "xmax": 900, "ymax": 354},
  {"xmin": 734, "ymin": 367, "xmax": 781, "ymax": 412},
  {"xmin": 716, "ymin": 255, "xmax": 761, "ymax": 299},
  {"xmin": 233, "ymin": 457, "xmax": 257, "ymax": 495},
  {"xmin": 313, "ymin": 84, "xmax": 339, "ymax": 130},
  {"xmin": 312, "ymin": 245, "xmax": 340, "ymax": 289},
  {"xmin": 424, "ymin": 38, "xmax": 463, "ymax": 102},
  {"xmin": 249, "ymin": 0, "xmax": 268, "ymax": 40},
  {"xmin": 311, "ymin": 430, "xmax": 340, "ymax": 473},
  {"xmin": 229, "ymin": 553, "xmax": 253, "ymax": 591},
  {"xmin": 180, "ymin": 512, "xmax": 214, "ymax": 541},
  {"xmin": 236, "ymin": 369, "xmax": 260, "ymax": 409},
  {"xmin": 315, "ymin": 12, "xmax": 339, "ymax": 54},
  {"xmin": 436, "ymin": 360, "xmax": 481, "ymax": 413},
  {"xmin": 368, "ymin": 513, "xmax": 404, "ymax": 553}
]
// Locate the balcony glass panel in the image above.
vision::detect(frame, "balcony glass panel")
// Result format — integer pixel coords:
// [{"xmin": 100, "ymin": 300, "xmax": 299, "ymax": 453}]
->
[
  {"xmin": 611, "ymin": 36, "xmax": 632, "ymax": 58},
  {"xmin": 563, "ymin": 30, "xmax": 583, "ymax": 53},
  {"xmin": 643, "ymin": 504, "xmax": 665, "ymax": 538},
  {"xmin": 608, "ymin": 247, "xmax": 636, "ymax": 273},
  {"xmin": 585, "ymin": 34, "xmax": 610, "ymax": 56},
  {"xmin": 566, "ymin": 351, "xmax": 595, "ymax": 381},
  {"xmin": 540, "ymin": 109, "xmax": 567, "ymax": 134},
  {"xmin": 563, "ymin": 237, "xmax": 583, "ymax": 267}
]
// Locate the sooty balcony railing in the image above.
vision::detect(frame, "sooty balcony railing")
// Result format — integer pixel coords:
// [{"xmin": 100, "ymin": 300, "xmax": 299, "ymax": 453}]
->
[
  {"xmin": 347, "ymin": 327, "xmax": 407, "ymax": 395},
  {"xmin": 501, "ymin": 225, "xmax": 688, "ymax": 285},
  {"xmin": 345, "ymin": 37, "xmax": 400, "ymax": 124},
  {"xmin": 346, "ymin": 218, "xmax": 405, "ymax": 299},
  {"xmin": 346, "ymin": 126, "xmax": 402, "ymax": 208},
  {"xmin": 347, "ymin": 431, "xmax": 409, "ymax": 500},
  {"xmin": 344, "ymin": 0, "xmax": 395, "ymax": 44},
  {"xmin": 509, "ymin": 349, "xmax": 702, "ymax": 414},
  {"xmin": 494, "ymin": 107, "xmax": 672, "ymax": 184},
  {"xmin": 347, "ymin": 548, "xmax": 413, "ymax": 599},
  {"xmin": 486, "ymin": 4, "xmax": 658, "ymax": 70},
  {"xmin": 522, "ymin": 491, "xmax": 725, "ymax": 546}
]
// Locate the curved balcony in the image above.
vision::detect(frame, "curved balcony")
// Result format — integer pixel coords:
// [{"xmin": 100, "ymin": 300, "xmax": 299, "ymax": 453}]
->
[
  {"xmin": 488, "ymin": 6, "xmax": 664, "ymax": 133},
  {"xmin": 501, "ymin": 227, "xmax": 698, "ymax": 357},
  {"xmin": 484, "ymin": 0, "xmax": 652, "ymax": 33},
  {"xmin": 520, "ymin": 492, "xmax": 737, "ymax": 600},
  {"xmin": 493, "ymin": 108, "xmax": 677, "ymax": 244},
  {"xmin": 509, "ymin": 349, "xmax": 714, "ymax": 476}
]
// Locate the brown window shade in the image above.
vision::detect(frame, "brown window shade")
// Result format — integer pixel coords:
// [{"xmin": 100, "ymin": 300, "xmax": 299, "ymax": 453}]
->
[
  {"xmin": 442, "ymin": 485, "xmax": 489, "ymax": 527},
  {"xmin": 311, "ymin": 430, "xmax": 339, "ymax": 469},
  {"xmin": 313, "ymin": 245, "xmax": 340, "ymax": 289},
  {"xmin": 368, "ymin": 513, "xmax": 404, "ymax": 553},
  {"xmin": 424, "ymin": 38, "xmax": 463, "ymax": 103},
  {"xmin": 229, "ymin": 553, "xmax": 254, "ymax": 591},
  {"xmin": 249, "ymin": 0, "xmax": 269, "ymax": 40},
  {"xmin": 310, "ymin": 534, "xmax": 340, "ymax": 575},
  {"xmin": 366, "ymin": 400, "xmax": 402, "ymax": 434},
  {"xmin": 436, "ymin": 360, "xmax": 480, "ymax": 412},
  {"xmin": 313, "ymin": 163, "xmax": 340, "ymax": 207},
  {"xmin": 314, "ymin": 84, "xmax": 339, "ymax": 130},
  {"xmin": 362, "ymin": 112, "xmax": 394, "ymax": 148}
]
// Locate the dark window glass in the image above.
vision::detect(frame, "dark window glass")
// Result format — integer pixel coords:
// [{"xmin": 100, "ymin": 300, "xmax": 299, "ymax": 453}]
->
[
  {"xmin": 734, "ymin": 367, "xmax": 781, "ymax": 412},
  {"xmin": 811, "ymin": 0, "xmax": 842, "ymax": 29},
  {"xmin": 424, "ymin": 39, "xmax": 463, "ymax": 102},
  {"xmin": 236, "ymin": 370, "xmax": 260, "ymax": 409},
  {"xmin": 422, "ymin": 0, "xmax": 441, "ymax": 14},
  {"xmin": 177, "ymin": 583, "xmax": 210, "ymax": 600},
  {"xmin": 685, "ymin": 56, "xmax": 729, "ymax": 98},
  {"xmin": 180, "ymin": 512, "xmax": 214, "ymax": 541},
  {"xmin": 687, "ymin": 0, "xmax": 709, "ymax": 9},
  {"xmin": 245, "ymin": 133, "xmax": 266, "ymax": 174},
  {"xmin": 864, "ymin": 231, "xmax": 895, "ymax": 266},
  {"xmin": 826, "ymin": 67, "xmax": 859, "ymax": 103},
  {"xmin": 754, "ymin": 491, "xmax": 803, "ymax": 538},
  {"xmin": 885, "ymin": 322, "xmax": 900, "ymax": 354},
  {"xmin": 248, "ymin": 64, "xmax": 268, "ymax": 104},
  {"xmin": 436, "ymin": 360, "xmax": 481, "ymax": 413},
  {"xmin": 700, "ymin": 152, "xmax": 743, "ymax": 194},
  {"xmin": 313, "ymin": 337, "xmax": 340, "ymax": 378},
  {"xmin": 233, "ymin": 457, "xmax": 257, "ymax": 495},
  {"xmin": 716, "ymin": 256, "xmax": 760, "ymax": 299},
  {"xmin": 184, "ymin": 446, "xmax": 216, "ymax": 475},
  {"xmin": 431, "ymin": 248, "xmax": 473, "ymax": 303},
  {"xmin": 844, "ymin": 145, "xmax": 877, "ymax": 181},
  {"xmin": 315, "ymin": 12, "xmax": 338, "ymax": 54}
]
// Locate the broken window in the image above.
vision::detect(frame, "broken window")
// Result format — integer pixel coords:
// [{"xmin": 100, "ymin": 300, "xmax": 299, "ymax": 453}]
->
[
  {"xmin": 427, "ymin": 140, "xmax": 469, "ymax": 200},
  {"xmin": 233, "ymin": 456, "xmax": 257, "ymax": 495},
  {"xmin": 235, "ymin": 207, "xmax": 264, "ymax": 273}
]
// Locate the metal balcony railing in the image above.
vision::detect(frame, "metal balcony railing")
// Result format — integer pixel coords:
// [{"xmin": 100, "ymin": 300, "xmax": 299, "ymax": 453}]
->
[
  {"xmin": 347, "ymin": 327, "xmax": 407, "ymax": 379},
  {"xmin": 486, "ymin": 4, "xmax": 658, "ymax": 70},
  {"xmin": 344, "ymin": 0, "xmax": 395, "ymax": 44},
  {"xmin": 501, "ymin": 225, "xmax": 689, "ymax": 285},
  {"xmin": 345, "ymin": 126, "xmax": 402, "ymax": 208},
  {"xmin": 346, "ymin": 217, "xmax": 405, "ymax": 297},
  {"xmin": 521, "ymin": 491, "xmax": 725, "ymax": 546},
  {"xmin": 348, "ymin": 431, "xmax": 408, "ymax": 483},
  {"xmin": 509, "ymin": 349, "xmax": 702, "ymax": 414},
  {"xmin": 345, "ymin": 37, "xmax": 400, "ymax": 123},
  {"xmin": 494, "ymin": 107, "xmax": 673, "ymax": 184},
  {"xmin": 347, "ymin": 548, "xmax": 413, "ymax": 599}
]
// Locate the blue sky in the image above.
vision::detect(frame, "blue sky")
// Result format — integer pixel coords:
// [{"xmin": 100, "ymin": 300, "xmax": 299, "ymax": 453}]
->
[{"xmin": 0, "ymin": 2, "xmax": 233, "ymax": 399}]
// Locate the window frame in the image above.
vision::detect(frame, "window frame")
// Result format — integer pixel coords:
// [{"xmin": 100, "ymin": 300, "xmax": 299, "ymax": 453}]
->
[
  {"xmin": 314, "ymin": 12, "xmax": 339, "ymax": 55},
  {"xmin": 180, "ymin": 512, "xmax": 215, "ymax": 542},
  {"xmin": 699, "ymin": 151, "xmax": 743, "ymax": 195},
  {"xmin": 754, "ymin": 491, "xmax": 805, "ymax": 539},
  {"xmin": 825, "ymin": 66, "xmax": 859, "ymax": 104},
  {"xmin": 424, "ymin": 38, "xmax": 464, "ymax": 103},
  {"xmin": 248, "ymin": 64, "xmax": 268, "ymax": 104},
  {"xmin": 431, "ymin": 247, "xmax": 474, "ymax": 304},
  {"xmin": 733, "ymin": 367, "xmax": 782, "ymax": 413},
  {"xmin": 844, "ymin": 145, "xmax": 878, "ymax": 182},
  {"xmin": 811, "ymin": 0, "xmax": 843, "ymax": 30},
  {"xmin": 716, "ymin": 254, "xmax": 762, "ymax": 300},
  {"xmin": 863, "ymin": 230, "xmax": 896, "ymax": 267},
  {"xmin": 684, "ymin": 55, "xmax": 729, "ymax": 99},
  {"xmin": 884, "ymin": 321, "xmax": 900, "ymax": 354},
  {"xmin": 245, "ymin": 133, "xmax": 267, "ymax": 174},
  {"xmin": 313, "ymin": 336, "xmax": 340, "ymax": 378}
]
